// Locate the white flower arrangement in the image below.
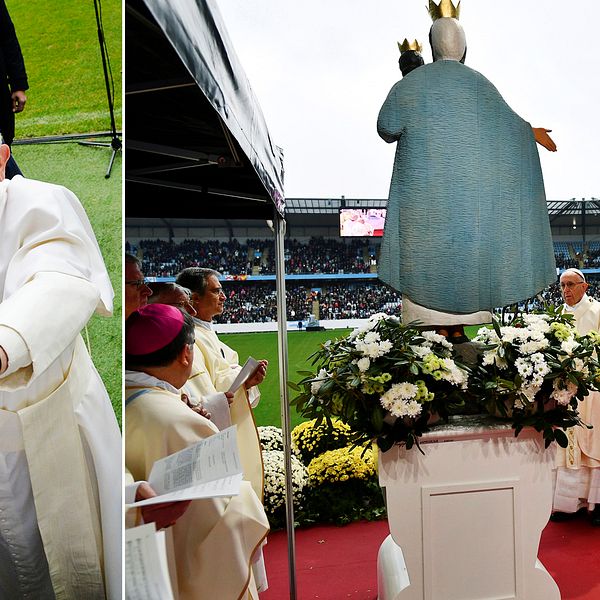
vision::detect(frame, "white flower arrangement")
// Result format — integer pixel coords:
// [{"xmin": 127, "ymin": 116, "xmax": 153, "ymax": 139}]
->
[
  {"xmin": 471, "ymin": 308, "xmax": 600, "ymax": 447},
  {"xmin": 292, "ymin": 314, "xmax": 469, "ymax": 451},
  {"xmin": 258, "ymin": 425, "xmax": 284, "ymax": 452}
]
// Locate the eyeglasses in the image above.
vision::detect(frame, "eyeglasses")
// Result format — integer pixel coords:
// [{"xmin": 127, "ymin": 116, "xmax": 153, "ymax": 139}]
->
[
  {"xmin": 560, "ymin": 281, "xmax": 585, "ymax": 290},
  {"xmin": 125, "ymin": 279, "xmax": 147, "ymax": 288}
]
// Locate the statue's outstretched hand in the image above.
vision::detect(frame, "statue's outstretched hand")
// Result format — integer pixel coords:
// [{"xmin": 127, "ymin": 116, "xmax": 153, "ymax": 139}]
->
[{"xmin": 532, "ymin": 127, "xmax": 557, "ymax": 152}]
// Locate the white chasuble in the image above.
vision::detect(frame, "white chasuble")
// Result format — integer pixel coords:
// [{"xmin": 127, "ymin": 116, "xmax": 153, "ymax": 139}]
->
[
  {"xmin": 557, "ymin": 296, "xmax": 600, "ymax": 469},
  {"xmin": 0, "ymin": 176, "xmax": 121, "ymax": 599},
  {"xmin": 188, "ymin": 324, "xmax": 264, "ymax": 501},
  {"xmin": 554, "ymin": 296, "xmax": 600, "ymax": 512}
]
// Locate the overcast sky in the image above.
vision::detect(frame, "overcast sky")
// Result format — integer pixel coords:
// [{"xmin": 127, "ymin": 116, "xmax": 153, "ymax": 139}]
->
[{"xmin": 217, "ymin": 0, "xmax": 599, "ymax": 202}]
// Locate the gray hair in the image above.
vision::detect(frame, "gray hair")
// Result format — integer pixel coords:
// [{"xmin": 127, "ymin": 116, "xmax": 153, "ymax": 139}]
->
[
  {"xmin": 175, "ymin": 267, "xmax": 221, "ymax": 296},
  {"xmin": 147, "ymin": 282, "xmax": 192, "ymax": 303},
  {"xmin": 125, "ymin": 252, "xmax": 141, "ymax": 267}
]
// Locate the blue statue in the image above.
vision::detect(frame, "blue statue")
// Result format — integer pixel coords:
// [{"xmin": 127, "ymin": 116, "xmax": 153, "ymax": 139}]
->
[{"xmin": 378, "ymin": 1, "xmax": 557, "ymax": 330}]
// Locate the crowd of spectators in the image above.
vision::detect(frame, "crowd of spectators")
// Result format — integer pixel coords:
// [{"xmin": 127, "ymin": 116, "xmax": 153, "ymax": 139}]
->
[
  {"xmin": 135, "ymin": 239, "xmax": 254, "ymax": 277},
  {"xmin": 131, "ymin": 237, "xmax": 600, "ymax": 277},
  {"xmin": 554, "ymin": 254, "xmax": 580, "ymax": 269},
  {"xmin": 317, "ymin": 283, "xmax": 401, "ymax": 320},
  {"xmin": 213, "ymin": 282, "xmax": 401, "ymax": 324},
  {"xmin": 553, "ymin": 241, "xmax": 600, "ymax": 269},
  {"xmin": 282, "ymin": 238, "xmax": 371, "ymax": 274},
  {"xmin": 583, "ymin": 247, "xmax": 600, "ymax": 268},
  {"xmin": 133, "ymin": 237, "xmax": 374, "ymax": 276},
  {"xmin": 126, "ymin": 237, "xmax": 600, "ymax": 324}
]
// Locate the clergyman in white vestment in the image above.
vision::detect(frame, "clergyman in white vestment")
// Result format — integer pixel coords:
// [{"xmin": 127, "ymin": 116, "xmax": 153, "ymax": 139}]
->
[
  {"xmin": 0, "ymin": 142, "xmax": 121, "ymax": 599},
  {"xmin": 553, "ymin": 268, "xmax": 600, "ymax": 525}
]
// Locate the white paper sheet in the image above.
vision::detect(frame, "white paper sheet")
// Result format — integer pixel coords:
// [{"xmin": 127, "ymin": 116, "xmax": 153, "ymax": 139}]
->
[
  {"xmin": 125, "ymin": 523, "xmax": 174, "ymax": 600},
  {"xmin": 227, "ymin": 356, "xmax": 260, "ymax": 393},
  {"xmin": 128, "ymin": 426, "xmax": 242, "ymax": 507}
]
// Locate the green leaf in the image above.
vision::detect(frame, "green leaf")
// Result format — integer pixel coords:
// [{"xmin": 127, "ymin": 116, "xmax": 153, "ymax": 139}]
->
[
  {"xmin": 554, "ymin": 428, "xmax": 569, "ymax": 448},
  {"xmin": 378, "ymin": 436, "xmax": 394, "ymax": 453},
  {"xmin": 492, "ymin": 317, "xmax": 502, "ymax": 337},
  {"xmin": 371, "ymin": 409, "xmax": 384, "ymax": 432}
]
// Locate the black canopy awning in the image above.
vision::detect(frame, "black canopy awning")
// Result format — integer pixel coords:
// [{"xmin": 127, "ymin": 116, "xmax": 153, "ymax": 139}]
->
[{"xmin": 125, "ymin": 0, "xmax": 285, "ymax": 219}]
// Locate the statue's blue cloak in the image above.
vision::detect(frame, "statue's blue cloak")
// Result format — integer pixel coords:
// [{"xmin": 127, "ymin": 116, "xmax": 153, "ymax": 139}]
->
[{"xmin": 377, "ymin": 60, "xmax": 556, "ymax": 313}]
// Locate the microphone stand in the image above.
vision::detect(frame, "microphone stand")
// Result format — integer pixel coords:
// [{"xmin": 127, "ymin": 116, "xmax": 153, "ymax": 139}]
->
[{"xmin": 79, "ymin": 0, "xmax": 122, "ymax": 178}]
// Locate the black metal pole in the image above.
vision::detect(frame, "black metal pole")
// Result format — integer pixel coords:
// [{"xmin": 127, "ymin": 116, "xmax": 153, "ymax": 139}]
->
[
  {"xmin": 582, "ymin": 198, "xmax": 587, "ymax": 246},
  {"xmin": 79, "ymin": 0, "xmax": 122, "ymax": 178}
]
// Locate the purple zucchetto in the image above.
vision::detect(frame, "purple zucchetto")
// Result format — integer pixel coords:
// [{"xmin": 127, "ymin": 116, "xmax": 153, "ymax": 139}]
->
[{"xmin": 126, "ymin": 304, "xmax": 184, "ymax": 355}]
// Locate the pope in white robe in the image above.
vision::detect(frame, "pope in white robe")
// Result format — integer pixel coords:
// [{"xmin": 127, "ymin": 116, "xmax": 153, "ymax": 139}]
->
[
  {"xmin": 553, "ymin": 269, "xmax": 600, "ymax": 521},
  {"xmin": 0, "ymin": 141, "xmax": 121, "ymax": 599}
]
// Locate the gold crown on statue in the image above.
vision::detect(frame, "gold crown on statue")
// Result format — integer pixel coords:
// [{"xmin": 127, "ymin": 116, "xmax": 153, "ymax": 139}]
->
[
  {"xmin": 398, "ymin": 39, "xmax": 423, "ymax": 54},
  {"xmin": 428, "ymin": 0, "xmax": 461, "ymax": 20}
]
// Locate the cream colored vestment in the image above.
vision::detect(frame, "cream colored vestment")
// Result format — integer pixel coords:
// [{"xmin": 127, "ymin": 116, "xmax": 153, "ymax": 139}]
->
[
  {"xmin": 0, "ymin": 176, "xmax": 121, "ymax": 599},
  {"xmin": 125, "ymin": 384, "xmax": 269, "ymax": 600},
  {"xmin": 187, "ymin": 322, "xmax": 264, "ymax": 501},
  {"xmin": 554, "ymin": 295, "xmax": 600, "ymax": 511}
]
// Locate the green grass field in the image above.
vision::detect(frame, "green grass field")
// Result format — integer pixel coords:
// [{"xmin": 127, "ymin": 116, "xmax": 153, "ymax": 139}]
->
[
  {"xmin": 223, "ymin": 324, "xmax": 483, "ymax": 429},
  {"xmin": 222, "ymin": 329, "xmax": 351, "ymax": 429},
  {"xmin": 7, "ymin": 0, "xmax": 122, "ymax": 138},
  {"xmin": 3, "ymin": 2, "xmax": 122, "ymax": 423}
]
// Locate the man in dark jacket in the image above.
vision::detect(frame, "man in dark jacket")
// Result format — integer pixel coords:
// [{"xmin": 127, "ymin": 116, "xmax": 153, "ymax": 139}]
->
[{"xmin": 0, "ymin": 0, "xmax": 28, "ymax": 177}]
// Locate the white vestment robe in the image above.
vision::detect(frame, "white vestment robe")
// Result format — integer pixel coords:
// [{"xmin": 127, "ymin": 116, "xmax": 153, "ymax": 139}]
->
[
  {"xmin": 0, "ymin": 176, "xmax": 121, "ymax": 599},
  {"xmin": 188, "ymin": 322, "xmax": 264, "ymax": 500},
  {"xmin": 187, "ymin": 322, "xmax": 269, "ymax": 591},
  {"xmin": 554, "ymin": 295, "xmax": 600, "ymax": 511},
  {"xmin": 125, "ymin": 382, "xmax": 269, "ymax": 600}
]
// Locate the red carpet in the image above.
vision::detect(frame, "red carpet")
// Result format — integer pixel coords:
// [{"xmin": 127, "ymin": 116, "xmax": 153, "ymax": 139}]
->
[
  {"xmin": 262, "ymin": 516, "xmax": 600, "ymax": 599},
  {"xmin": 539, "ymin": 512, "xmax": 600, "ymax": 600}
]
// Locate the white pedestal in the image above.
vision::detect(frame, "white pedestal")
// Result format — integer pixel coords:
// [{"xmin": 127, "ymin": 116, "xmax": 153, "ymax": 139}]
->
[{"xmin": 377, "ymin": 416, "xmax": 560, "ymax": 600}]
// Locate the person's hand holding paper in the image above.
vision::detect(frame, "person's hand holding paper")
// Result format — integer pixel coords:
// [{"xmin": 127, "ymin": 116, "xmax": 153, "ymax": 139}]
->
[
  {"xmin": 136, "ymin": 482, "xmax": 192, "ymax": 529},
  {"xmin": 226, "ymin": 357, "xmax": 268, "ymax": 393},
  {"xmin": 128, "ymin": 427, "xmax": 243, "ymax": 507},
  {"xmin": 244, "ymin": 359, "xmax": 268, "ymax": 389}
]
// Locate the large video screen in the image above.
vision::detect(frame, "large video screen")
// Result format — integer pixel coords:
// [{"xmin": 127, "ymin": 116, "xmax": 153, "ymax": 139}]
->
[{"xmin": 339, "ymin": 208, "xmax": 386, "ymax": 237}]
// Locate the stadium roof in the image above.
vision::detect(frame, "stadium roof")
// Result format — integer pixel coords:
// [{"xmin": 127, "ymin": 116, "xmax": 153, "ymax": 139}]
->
[
  {"xmin": 126, "ymin": 198, "xmax": 600, "ymax": 233},
  {"xmin": 285, "ymin": 198, "xmax": 387, "ymax": 214},
  {"xmin": 547, "ymin": 198, "xmax": 600, "ymax": 219},
  {"xmin": 284, "ymin": 197, "xmax": 600, "ymax": 215}
]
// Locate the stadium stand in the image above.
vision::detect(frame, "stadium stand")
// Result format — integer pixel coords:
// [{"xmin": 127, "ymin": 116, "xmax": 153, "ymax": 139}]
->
[
  {"xmin": 127, "ymin": 238, "xmax": 600, "ymax": 325},
  {"xmin": 126, "ymin": 198, "xmax": 600, "ymax": 325}
]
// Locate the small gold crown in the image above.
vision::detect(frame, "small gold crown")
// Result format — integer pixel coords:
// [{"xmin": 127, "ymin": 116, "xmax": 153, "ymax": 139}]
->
[
  {"xmin": 398, "ymin": 39, "xmax": 423, "ymax": 54},
  {"xmin": 428, "ymin": 0, "xmax": 461, "ymax": 20}
]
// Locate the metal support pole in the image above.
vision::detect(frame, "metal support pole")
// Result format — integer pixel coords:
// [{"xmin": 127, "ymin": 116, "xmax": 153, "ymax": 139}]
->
[
  {"xmin": 582, "ymin": 198, "xmax": 587, "ymax": 246},
  {"xmin": 274, "ymin": 208, "xmax": 297, "ymax": 599}
]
